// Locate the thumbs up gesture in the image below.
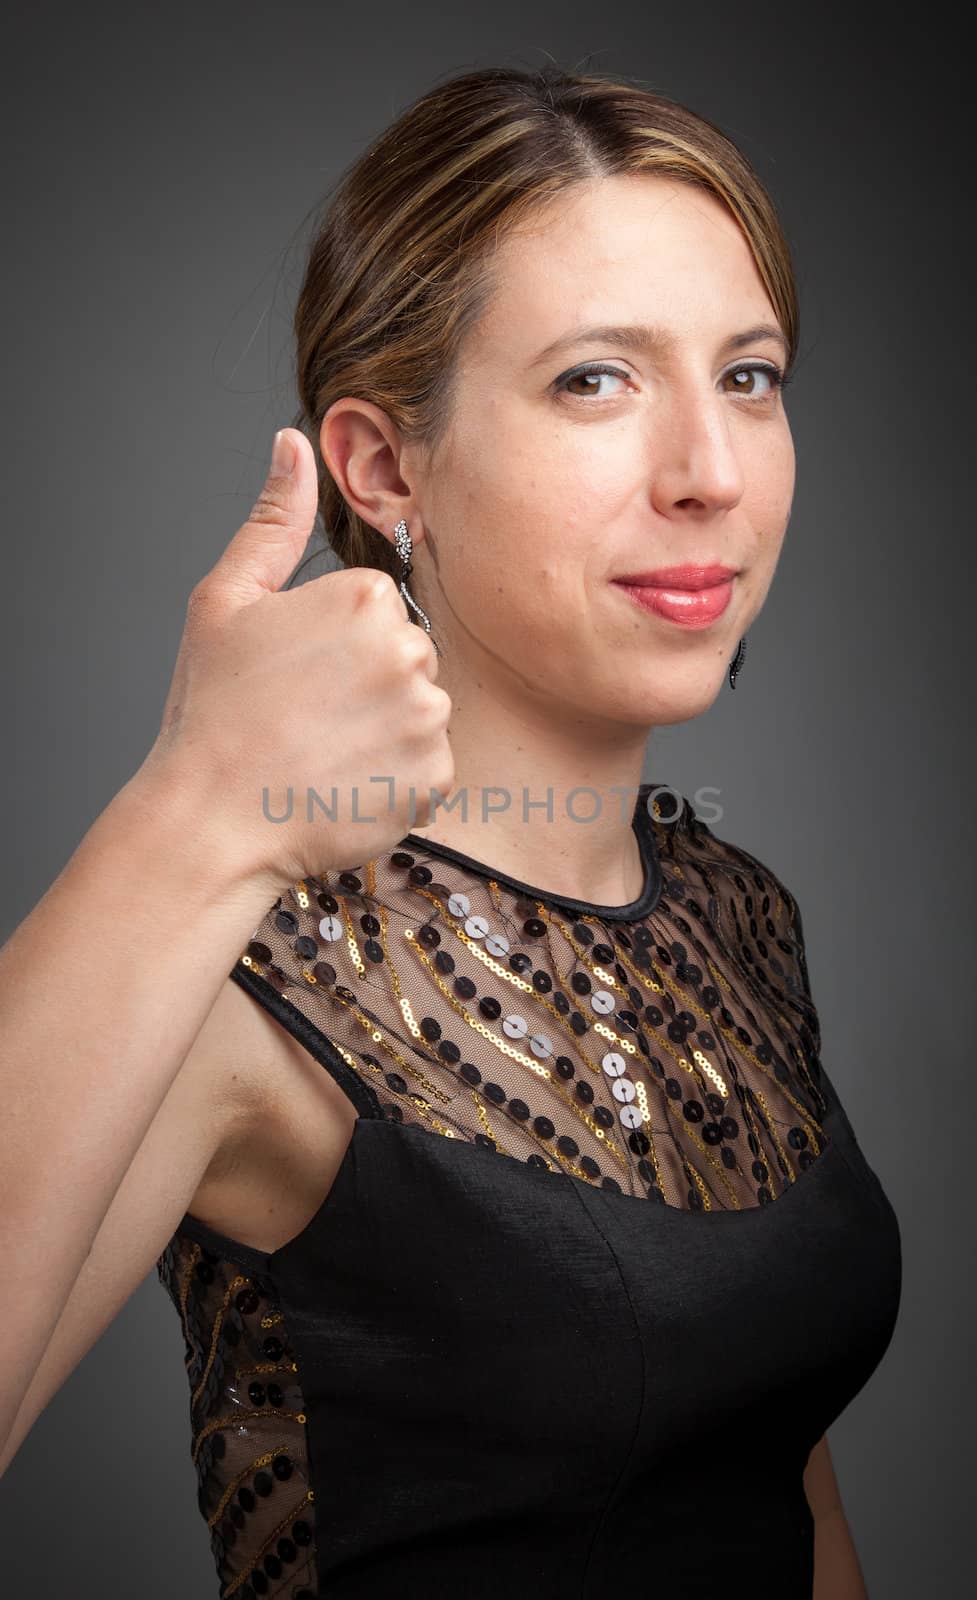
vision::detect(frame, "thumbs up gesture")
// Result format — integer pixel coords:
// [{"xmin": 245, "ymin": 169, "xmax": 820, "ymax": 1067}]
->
[{"xmin": 148, "ymin": 429, "xmax": 454, "ymax": 890}]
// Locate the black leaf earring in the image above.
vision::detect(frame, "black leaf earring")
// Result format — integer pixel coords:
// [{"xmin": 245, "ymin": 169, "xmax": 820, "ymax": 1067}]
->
[
  {"xmin": 393, "ymin": 519, "xmax": 442, "ymax": 658},
  {"xmin": 728, "ymin": 635, "xmax": 747, "ymax": 691}
]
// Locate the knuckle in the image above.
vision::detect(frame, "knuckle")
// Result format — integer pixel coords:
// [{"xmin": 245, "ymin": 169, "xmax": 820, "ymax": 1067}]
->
[
  {"xmin": 419, "ymin": 633, "xmax": 441, "ymax": 675},
  {"xmin": 347, "ymin": 566, "xmax": 395, "ymax": 606},
  {"xmin": 370, "ymin": 569, "xmax": 398, "ymax": 598},
  {"xmin": 409, "ymin": 630, "xmax": 437, "ymax": 667},
  {"xmin": 413, "ymin": 694, "xmax": 441, "ymax": 732},
  {"xmin": 247, "ymin": 489, "xmax": 288, "ymax": 527},
  {"xmin": 393, "ymin": 631, "xmax": 428, "ymax": 674},
  {"xmin": 423, "ymin": 686, "xmax": 452, "ymax": 726},
  {"xmin": 432, "ymin": 760, "xmax": 455, "ymax": 800},
  {"xmin": 185, "ymin": 577, "xmax": 217, "ymax": 623}
]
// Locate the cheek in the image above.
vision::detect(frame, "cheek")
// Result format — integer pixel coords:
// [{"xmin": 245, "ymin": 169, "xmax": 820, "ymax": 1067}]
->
[
  {"xmin": 450, "ymin": 389, "xmax": 635, "ymax": 520},
  {"xmin": 748, "ymin": 428, "xmax": 794, "ymax": 542},
  {"xmin": 741, "ymin": 439, "xmax": 795, "ymax": 607},
  {"xmin": 434, "ymin": 412, "xmax": 611, "ymax": 606},
  {"xmin": 766, "ymin": 421, "xmax": 796, "ymax": 512}
]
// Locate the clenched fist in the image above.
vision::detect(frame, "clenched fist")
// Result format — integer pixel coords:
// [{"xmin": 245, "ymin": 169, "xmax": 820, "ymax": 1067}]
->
[{"xmin": 146, "ymin": 428, "xmax": 454, "ymax": 890}]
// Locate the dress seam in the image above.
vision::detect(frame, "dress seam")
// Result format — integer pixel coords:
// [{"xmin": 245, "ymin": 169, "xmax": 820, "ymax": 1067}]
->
[{"xmin": 565, "ymin": 1183, "xmax": 648, "ymax": 1597}]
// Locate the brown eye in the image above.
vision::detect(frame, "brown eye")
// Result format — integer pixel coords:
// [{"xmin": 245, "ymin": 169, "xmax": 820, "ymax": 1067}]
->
[
  {"xmin": 556, "ymin": 363, "xmax": 631, "ymax": 399},
  {"xmin": 723, "ymin": 364, "xmax": 784, "ymax": 399}
]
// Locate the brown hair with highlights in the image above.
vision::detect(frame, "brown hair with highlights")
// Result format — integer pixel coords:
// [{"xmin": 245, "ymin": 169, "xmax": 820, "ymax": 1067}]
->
[{"xmin": 290, "ymin": 63, "xmax": 799, "ymax": 584}]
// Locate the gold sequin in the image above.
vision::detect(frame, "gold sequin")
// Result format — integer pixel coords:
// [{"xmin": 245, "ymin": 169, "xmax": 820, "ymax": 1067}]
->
[
  {"xmin": 159, "ymin": 790, "xmax": 838, "ymax": 1597},
  {"xmin": 232, "ymin": 798, "xmax": 829, "ymax": 1210}
]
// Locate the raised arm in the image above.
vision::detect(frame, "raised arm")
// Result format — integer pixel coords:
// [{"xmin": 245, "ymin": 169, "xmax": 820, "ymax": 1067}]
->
[
  {"xmin": 0, "ymin": 763, "xmax": 282, "ymax": 1457},
  {"xmin": 0, "ymin": 426, "xmax": 455, "ymax": 1455}
]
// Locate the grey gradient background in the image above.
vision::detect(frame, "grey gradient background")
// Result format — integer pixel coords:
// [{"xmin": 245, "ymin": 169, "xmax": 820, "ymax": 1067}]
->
[{"xmin": 0, "ymin": 1, "xmax": 970, "ymax": 1593}]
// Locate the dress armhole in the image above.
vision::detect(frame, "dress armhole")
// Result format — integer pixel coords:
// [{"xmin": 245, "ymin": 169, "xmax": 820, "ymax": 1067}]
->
[{"xmin": 230, "ymin": 958, "xmax": 383, "ymax": 1120}]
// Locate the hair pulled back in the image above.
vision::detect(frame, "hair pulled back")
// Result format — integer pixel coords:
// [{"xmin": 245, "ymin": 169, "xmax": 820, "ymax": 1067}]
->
[{"xmin": 291, "ymin": 64, "xmax": 799, "ymax": 582}]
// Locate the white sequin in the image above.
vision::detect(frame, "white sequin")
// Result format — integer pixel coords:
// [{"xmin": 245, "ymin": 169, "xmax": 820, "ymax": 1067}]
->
[
  {"xmin": 318, "ymin": 915, "xmax": 342, "ymax": 941},
  {"xmin": 611, "ymin": 1077, "xmax": 637, "ymax": 1103},
  {"xmin": 529, "ymin": 1033, "xmax": 553, "ymax": 1058},
  {"xmin": 619, "ymin": 1103, "xmax": 644, "ymax": 1129},
  {"xmin": 502, "ymin": 1014, "xmax": 528, "ymax": 1039},
  {"xmin": 486, "ymin": 932, "xmax": 510, "ymax": 957},
  {"xmin": 601, "ymin": 1051, "xmax": 628, "ymax": 1077},
  {"xmin": 447, "ymin": 892, "xmax": 471, "ymax": 917},
  {"xmin": 464, "ymin": 914, "xmax": 490, "ymax": 939},
  {"xmin": 590, "ymin": 989, "xmax": 615, "ymax": 1015}
]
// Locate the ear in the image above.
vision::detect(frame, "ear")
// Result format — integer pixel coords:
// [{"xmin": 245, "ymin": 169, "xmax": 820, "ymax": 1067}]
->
[{"xmin": 319, "ymin": 397, "xmax": 423, "ymax": 550}]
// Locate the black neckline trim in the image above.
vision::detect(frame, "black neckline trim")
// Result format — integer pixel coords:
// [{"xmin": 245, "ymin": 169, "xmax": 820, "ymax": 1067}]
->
[{"xmin": 401, "ymin": 782, "xmax": 664, "ymax": 922}]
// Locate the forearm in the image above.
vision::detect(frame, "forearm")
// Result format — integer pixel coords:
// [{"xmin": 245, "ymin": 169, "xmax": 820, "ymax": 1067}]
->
[
  {"xmin": 0, "ymin": 758, "xmax": 280, "ymax": 1446},
  {"xmin": 813, "ymin": 1505, "xmax": 868, "ymax": 1599}
]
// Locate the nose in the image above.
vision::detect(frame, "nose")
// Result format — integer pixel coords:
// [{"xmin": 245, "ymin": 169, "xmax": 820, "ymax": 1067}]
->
[{"xmin": 648, "ymin": 379, "xmax": 745, "ymax": 520}]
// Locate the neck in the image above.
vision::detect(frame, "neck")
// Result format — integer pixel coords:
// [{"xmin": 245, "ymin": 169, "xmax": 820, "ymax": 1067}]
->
[{"xmin": 406, "ymin": 663, "xmax": 653, "ymax": 909}]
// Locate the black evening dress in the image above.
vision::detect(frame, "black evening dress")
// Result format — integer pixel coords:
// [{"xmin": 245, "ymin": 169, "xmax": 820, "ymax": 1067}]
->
[{"xmin": 156, "ymin": 784, "xmax": 902, "ymax": 1599}]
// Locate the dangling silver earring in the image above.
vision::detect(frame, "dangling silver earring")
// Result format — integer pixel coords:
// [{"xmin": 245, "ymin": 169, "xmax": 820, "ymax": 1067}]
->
[
  {"xmin": 728, "ymin": 635, "xmax": 747, "ymax": 691},
  {"xmin": 393, "ymin": 518, "xmax": 441, "ymax": 658}
]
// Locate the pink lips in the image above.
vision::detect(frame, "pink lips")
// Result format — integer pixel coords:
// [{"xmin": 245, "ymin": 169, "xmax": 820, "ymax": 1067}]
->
[{"xmin": 612, "ymin": 564, "xmax": 738, "ymax": 629}]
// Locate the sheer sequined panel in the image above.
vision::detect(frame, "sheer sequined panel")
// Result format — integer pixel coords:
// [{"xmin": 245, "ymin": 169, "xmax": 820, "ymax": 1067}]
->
[
  {"xmin": 155, "ymin": 1235, "xmax": 318, "ymax": 1599},
  {"xmin": 236, "ymin": 793, "xmax": 831, "ymax": 1211}
]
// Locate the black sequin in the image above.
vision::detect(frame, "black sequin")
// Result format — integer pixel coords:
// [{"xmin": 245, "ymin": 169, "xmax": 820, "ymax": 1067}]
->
[{"xmin": 156, "ymin": 785, "xmax": 876, "ymax": 1600}]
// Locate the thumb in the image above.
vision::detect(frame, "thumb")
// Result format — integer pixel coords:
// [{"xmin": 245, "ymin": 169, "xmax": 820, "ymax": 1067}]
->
[{"xmin": 213, "ymin": 428, "xmax": 320, "ymax": 601}]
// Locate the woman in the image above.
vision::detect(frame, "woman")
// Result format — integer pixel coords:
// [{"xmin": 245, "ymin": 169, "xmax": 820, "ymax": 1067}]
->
[{"xmin": 0, "ymin": 64, "xmax": 901, "ymax": 1597}]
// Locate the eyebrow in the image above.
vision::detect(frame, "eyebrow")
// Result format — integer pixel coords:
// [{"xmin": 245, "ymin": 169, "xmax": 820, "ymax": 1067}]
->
[{"xmin": 528, "ymin": 321, "xmax": 790, "ymax": 369}]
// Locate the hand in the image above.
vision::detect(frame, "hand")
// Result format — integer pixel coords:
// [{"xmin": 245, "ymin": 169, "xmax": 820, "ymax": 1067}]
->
[{"xmin": 143, "ymin": 428, "xmax": 455, "ymax": 889}]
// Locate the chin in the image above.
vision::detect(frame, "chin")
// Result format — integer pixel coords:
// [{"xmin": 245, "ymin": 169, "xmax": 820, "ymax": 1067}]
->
[
  {"xmin": 587, "ymin": 675, "xmax": 725, "ymax": 731},
  {"xmin": 652, "ymin": 692, "xmax": 724, "ymax": 726},
  {"xmin": 631, "ymin": 660, "xmax": 733, "ymax": 719}
]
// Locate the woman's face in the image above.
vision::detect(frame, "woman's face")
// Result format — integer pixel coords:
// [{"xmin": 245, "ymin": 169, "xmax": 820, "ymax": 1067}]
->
[{"xmin": 407, "ymin": 172, "xmax": 795, "ymax": 729}]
